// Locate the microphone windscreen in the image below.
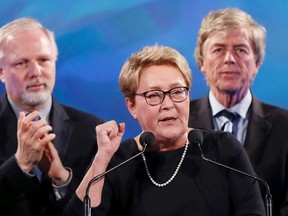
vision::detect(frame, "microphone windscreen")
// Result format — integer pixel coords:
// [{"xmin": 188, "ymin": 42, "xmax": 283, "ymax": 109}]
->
[
  {"xmin": 188, "ymin": 129, "xmax": 203, "ymax": 145},
  {"xmin": 139, "ymin": 132, "xmax": 155, "ymax": 149}
]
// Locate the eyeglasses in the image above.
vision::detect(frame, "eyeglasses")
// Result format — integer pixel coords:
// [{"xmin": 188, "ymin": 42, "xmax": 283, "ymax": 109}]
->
[{"xmin": 134, "ymin": 86, "xmax": 189, "ymax": 106}]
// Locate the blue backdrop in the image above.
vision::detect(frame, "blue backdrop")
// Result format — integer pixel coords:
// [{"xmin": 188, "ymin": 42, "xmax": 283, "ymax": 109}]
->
[{"xmin": 0, "ymin": 0, "xmax": 287, "ymax": 139}]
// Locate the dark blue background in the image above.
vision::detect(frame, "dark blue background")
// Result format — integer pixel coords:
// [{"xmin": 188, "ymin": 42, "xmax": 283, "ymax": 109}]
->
[{"xmin": 1, "ymin": 0, "xmax": 287, "ymax": 139}]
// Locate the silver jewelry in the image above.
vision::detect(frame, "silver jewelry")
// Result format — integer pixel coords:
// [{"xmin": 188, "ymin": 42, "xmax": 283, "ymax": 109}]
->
[{"xmin": 142, "ymin": 142, "xmax": 189, "ymax": 187}]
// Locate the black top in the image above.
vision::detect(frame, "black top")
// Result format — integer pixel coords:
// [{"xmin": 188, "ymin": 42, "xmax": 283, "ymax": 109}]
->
[{"xmin": 64, "ymin": 129, "xmax": 265, "ymax": 216}]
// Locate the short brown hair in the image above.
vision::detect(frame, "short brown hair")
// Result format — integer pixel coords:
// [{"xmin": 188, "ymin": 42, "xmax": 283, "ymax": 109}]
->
[{"xmin": 119, "ymin": 45, "xmax": 192, "ymax": 99}]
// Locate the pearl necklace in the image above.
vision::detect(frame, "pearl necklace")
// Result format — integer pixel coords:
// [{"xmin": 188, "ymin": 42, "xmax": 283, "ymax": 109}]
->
[{"xmin": 141, "ymin": 142, "xmax": 189, "ymax": 187}]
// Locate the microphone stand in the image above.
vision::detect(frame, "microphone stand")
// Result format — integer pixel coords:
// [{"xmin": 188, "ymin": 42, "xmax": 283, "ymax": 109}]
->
[
  {"xmin": 197, "ymin": 143, "xmax": 272, "ymax": 216},
  {"xmin": 84, "ymin": 144, "xmax": 148, "ymax": 216}
]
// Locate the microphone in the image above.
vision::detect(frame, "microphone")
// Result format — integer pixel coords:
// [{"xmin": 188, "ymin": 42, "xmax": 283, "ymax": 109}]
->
[
  {"xmin": 188, "ymin": 129, "xmax": 272, "ymax": 216},
  {"xmin": 84, "ymin": 131, "xmax": 155, "ymax": 216}
]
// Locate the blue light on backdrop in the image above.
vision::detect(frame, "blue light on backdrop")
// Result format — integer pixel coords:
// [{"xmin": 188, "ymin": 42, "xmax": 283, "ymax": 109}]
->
[{"xmin": 0, "ymin": 0, "xmax": 287, "ymax": 139}]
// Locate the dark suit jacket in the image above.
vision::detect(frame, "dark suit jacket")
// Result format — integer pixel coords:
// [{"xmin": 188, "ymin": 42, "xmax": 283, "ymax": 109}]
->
[
  {"xmin": 0, "ymin": 94, "xmax": 104, "ymax": 216},
  {"xmin": 188, "ymin": 95, "xmax": 288, "ymax": 216}
]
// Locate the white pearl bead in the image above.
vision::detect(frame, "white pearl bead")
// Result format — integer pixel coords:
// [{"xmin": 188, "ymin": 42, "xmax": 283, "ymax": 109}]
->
[{"xmin": 142, "ymin": 142, "xmax": 189, "ymax": 187}]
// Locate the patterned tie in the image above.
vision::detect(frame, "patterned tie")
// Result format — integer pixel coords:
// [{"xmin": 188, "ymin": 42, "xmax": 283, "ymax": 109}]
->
[
  {"xmin": 33, "ymin": 165, "xmax": 42, "ymax": 182},
  {"xmin": 218, "ymin": 110, "xmax": 236, "ymax": 133}
]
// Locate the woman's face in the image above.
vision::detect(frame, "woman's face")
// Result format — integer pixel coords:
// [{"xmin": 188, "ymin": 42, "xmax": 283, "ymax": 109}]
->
[{"xmin": 126, "ymin": 64, "xmax": 190, "ymax": 146}]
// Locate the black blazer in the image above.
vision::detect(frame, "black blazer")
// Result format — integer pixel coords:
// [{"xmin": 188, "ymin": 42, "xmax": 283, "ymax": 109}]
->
[
  {"xmin": 188, "ymin": 94, "xmax": 288, "ymax": 216},
  {"xmin": 0, "ymin": 94, "xmax": 104, "ymax": 216}
]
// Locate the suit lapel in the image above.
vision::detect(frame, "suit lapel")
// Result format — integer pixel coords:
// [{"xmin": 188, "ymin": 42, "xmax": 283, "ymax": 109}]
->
[
  {"xmin": 189, "ymin": 95, "xmax": 273, "ymax": 167},
  {"xmin": 189, "ymin": 95, "xmax": 214, "ymax": 130},
  {"xmin": 49, "ymin": 100, "xmax": 73, "ymax": 160},
  {"xmin": 0, "ymin": 95, "xmax": 73, "ymax": 161},
  {"xmin": 244, "ymin": 97, "xmax": 272, "ymax": 166},
  {"xmin": 0, "ymin": 95, "xmax": 18, "ymax": 157}
]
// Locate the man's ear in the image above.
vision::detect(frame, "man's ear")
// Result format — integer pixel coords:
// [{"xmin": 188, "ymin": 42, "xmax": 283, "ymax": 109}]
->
[
  {"xmin": 199, "ymin": 60, "xmax": 206, "ymax": 75},
  {"xmin": 125, "ymin": 97, "xmax": 137, "ymax": 119}
]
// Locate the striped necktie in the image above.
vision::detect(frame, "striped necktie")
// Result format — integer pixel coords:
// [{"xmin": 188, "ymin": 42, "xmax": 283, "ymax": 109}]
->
[{"xmin": 218, "ymin": 110, "xmax": 236, "ymax": 134}]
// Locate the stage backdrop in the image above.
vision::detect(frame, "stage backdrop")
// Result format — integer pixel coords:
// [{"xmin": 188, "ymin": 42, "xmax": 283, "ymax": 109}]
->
[{"xmin": 0, "ymin": 0, "xmax": 287, "ymax": 139}]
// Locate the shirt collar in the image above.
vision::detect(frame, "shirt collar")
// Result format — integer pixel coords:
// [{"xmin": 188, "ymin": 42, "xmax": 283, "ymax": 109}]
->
[{"xmin": 209, "ymin": 90, "xmax": 252, "ymax": 119}]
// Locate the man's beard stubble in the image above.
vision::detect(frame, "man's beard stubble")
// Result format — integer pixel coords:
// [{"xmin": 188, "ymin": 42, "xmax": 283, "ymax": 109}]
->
[{"xmin": 22, "ymin": 86, "xmax": 51, "ymax": 106}]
